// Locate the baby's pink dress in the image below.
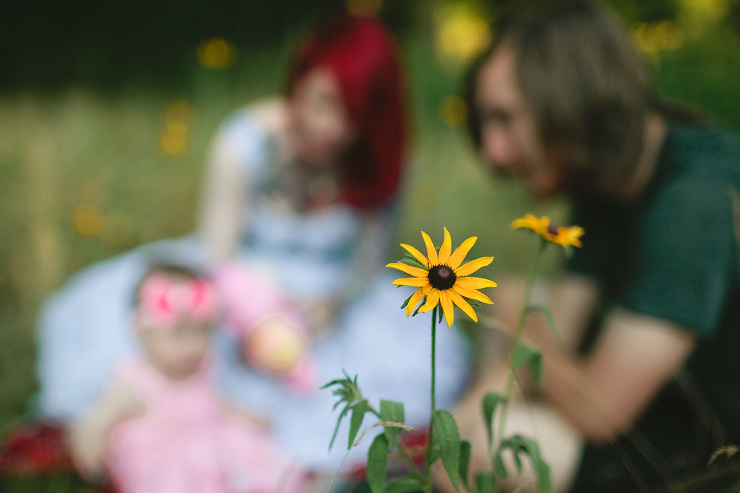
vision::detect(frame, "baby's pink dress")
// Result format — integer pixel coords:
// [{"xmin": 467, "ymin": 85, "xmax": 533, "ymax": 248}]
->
[{"xmin": 106, "ymin": 359, "xmax": 306, "ymax": 493}]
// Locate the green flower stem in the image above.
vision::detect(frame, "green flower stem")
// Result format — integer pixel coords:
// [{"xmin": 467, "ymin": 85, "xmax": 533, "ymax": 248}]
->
[
  {"xmin": 431, "ymin": 305, "xmax": 438, "ymax": 417},
  {"xmin": 424, "ymin": 306, "xmax": 438, "ymax": 493},
  {"xmin": 498, "ymin": 238, "xmax": 547, "ymax": 440}
]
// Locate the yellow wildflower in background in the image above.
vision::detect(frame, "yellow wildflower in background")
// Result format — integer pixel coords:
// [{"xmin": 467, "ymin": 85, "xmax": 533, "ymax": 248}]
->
[
  {"xmin": 387, "ymin": 227, "xmax": 496, "ymax": 326},
  {"xmin": 511, "ymin": 214, "xmax": 584, "ymax": 248}
]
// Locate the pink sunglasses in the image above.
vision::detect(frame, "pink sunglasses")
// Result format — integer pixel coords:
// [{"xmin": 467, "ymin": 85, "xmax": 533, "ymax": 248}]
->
[{"xmin": 138, "ymin": 274, "xmax": 219, "ymax": 330}]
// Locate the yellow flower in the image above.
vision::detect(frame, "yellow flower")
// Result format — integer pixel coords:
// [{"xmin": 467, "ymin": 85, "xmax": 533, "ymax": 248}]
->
[
  {"xmin": 386, "ymin": 227, "xmax": 496, "ymax": 327},
  {"xmin": 511, "ymin": 214, "xmax": 584, "ymax": 248}
]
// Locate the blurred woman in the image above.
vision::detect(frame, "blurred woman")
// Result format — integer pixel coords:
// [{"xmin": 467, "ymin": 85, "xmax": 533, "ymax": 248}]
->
[
  {"xmin": 196, "ymin": 14, "xmax": 472, "ymax": 475},
  {"xmin": 37, "ymin": 14, "xmax": 471, "ymax": 483}
]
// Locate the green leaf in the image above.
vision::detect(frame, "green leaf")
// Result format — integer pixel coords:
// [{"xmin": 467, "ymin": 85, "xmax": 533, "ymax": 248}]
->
[
  {"xmin": 481, "ymin": 393, "xmax": 507, "ymax": 450},
  {"xmin": 321, "ymin": 378, "xmax": 345, "ymax": 389},
  {"xmin": 459, "ymin": 440, "xmax": 472, "ymax": 490},
  {"xmin": 328, "ymin": 403, "xmax": 351, "ymax": 451},
  {"xmin": 348, "ymin": 399, "xmax": 369, "ymax": 449},
  {"xmin": 380, "ymin": 400, "xmax": 405, "ymax": 449},
  {"xmin": 401, "ymin": 254, "xmax": 427, "ymax": 269},
  {"xmin": 433, "ymin": 409, "xmax": 461, "ymax": 491},
  {"xmin": 475, "ymin": 471, "xmax": 498, "ymax": 493},
  {"xmin": 401, "ymin": 293, "xmax": 412, "ymax": 310},
  {"xmin": 412, "ymin": 296, "xmax": 427, "ymax": 317},
  {"xmin": 321, "ymin": 369, "xmax": 358, "ymax": 390},
  {"xmin": 497, "ymin": 438, "xmax": 521, "ymax": 474},
  {"xmin": 427, "ymin": 432, "xmax": 441, "ymax": 464},
  {"xmin": 526, "ymin": 305, "xmax": 563, "ymax": 344},
  {"xmin": 512, "ymin": 344, "xmax": 543, "ymax": 389},
  {"xmin": 496, "ymin": 435, "xmax": 552, "ymax": 493},
  {"xmin": 516, "ymin": 435, "xmax": 552, "ymax": 493},
  {"xmin": 387, "ymin": 476, "xmax": 427, "ymax": 493},
  {"xmin": 367, "ymin": 434, "xmax": 390, "ymax": 493},
  {"xmin": 493, "ymin": 449, "xmax": 508, "ymax": 478}
]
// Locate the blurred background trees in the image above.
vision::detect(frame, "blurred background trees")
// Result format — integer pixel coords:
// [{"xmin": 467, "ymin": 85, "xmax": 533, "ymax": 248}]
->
[{"xmin": 2, "ymin": 0, "xmax": 739, "ymax": 103}]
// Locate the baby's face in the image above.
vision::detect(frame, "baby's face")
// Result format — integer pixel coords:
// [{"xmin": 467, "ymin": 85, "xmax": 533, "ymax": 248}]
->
[{"xmin": 138, "ymin": 319, "xmax": 211, "ymax": 380}]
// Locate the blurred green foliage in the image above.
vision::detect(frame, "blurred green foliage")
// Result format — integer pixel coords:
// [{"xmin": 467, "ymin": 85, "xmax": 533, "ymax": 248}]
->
[{"xmin": 0, "ymin": 0, "xmax": 415, "ymax": 91}]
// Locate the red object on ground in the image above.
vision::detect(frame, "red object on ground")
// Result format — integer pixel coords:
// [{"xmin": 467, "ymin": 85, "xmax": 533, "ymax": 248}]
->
[
  {"xmin": 0, "ymin": 419, "xmax": 118, "ymax": 492},
  {"xmin": 347, "ymin": 429, "xmax": 430, "ymax": 481},
  {"xmin": 0, "ymin": 420, "xmax": 72, "ymax": 475}
]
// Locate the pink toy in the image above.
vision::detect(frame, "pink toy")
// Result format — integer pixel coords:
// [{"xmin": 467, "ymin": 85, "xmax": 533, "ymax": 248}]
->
[{"xmin": 213, "ymin": 262, "xmax": 317, "ymax": 392}]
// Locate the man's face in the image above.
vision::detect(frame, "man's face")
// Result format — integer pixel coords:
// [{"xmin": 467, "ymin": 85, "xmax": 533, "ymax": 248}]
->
[{"xmin": 474, "ymin": 44, "xmax": 561, "ymax": 197}]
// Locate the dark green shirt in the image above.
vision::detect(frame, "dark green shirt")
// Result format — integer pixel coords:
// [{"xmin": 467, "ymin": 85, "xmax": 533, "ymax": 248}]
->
[{"xmin": 566, "ymin": 122, "xmax": 740, "ymax": 490}]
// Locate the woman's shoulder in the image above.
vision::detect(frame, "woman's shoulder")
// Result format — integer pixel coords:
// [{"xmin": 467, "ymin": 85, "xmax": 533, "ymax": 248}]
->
[
  {"xmin": 248, "ymin": 98, "xmax": 289, "ymax": 135},
  {"xmin": 215, "ymin": 98, "xmax": 288, "ymax": 168},
  {"xmin": 219, "ymin": 98, "xmax": 288, "ymax": 138}
]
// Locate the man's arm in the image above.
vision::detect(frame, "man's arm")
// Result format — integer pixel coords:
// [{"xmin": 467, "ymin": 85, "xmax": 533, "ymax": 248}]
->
[
  {"xmin": 435, "ymin": 275, "xmax": 600, "ymax": 493},
  {"xmin": 532, "ymin": 307, "xmax": 696, "ymax": 442}
]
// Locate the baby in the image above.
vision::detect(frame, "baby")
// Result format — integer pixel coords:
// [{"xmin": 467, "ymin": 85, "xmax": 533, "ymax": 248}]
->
[{"xmin": 68, "ymin": 264, "xmax": 307, "ymax": 493}]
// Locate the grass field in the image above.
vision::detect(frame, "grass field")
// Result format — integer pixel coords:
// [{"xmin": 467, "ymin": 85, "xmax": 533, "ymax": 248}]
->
[{"xmin": 1, "ymin": 23, "xmax": 739, "ymax": 490}]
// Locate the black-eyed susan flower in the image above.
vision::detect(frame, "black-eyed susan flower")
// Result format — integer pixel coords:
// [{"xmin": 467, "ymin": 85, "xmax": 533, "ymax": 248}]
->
[
  {"xmin": 511, "ymin": 214, "xmax": 584, "ymax": 249},
  {"xmin": 387, "ymin": 227, "xmax": 496, "ymax": 327}
]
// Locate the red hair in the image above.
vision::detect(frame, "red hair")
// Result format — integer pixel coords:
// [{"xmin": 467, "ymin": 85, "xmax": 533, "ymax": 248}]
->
[{"xmin": 287, "ymin": 15, "xmax": 408, "ymax": 210}]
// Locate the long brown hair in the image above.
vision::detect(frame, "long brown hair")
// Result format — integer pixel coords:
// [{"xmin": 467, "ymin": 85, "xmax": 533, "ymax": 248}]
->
[{"xmin": 465, "ymin": 0, "xmax": 701, "ymax": 196}]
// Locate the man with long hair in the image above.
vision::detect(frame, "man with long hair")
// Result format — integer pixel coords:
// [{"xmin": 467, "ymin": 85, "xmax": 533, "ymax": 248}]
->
[{"xmin": 450, "ymin": 1, "xmax": 740, "ymax": 491}]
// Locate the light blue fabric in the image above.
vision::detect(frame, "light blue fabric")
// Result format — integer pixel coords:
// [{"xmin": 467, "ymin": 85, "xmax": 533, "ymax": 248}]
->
[{"xmin": 36, "ymin": 108, "xmax": 473, "ymax": 472}]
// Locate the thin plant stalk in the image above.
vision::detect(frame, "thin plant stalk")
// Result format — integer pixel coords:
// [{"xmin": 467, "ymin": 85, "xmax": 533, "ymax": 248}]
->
[
  {"xmin": 424, "ymin": 306, "xmax": 438, "ymax": 493},
  {"xmin": 498, "ymin": 238, "xmax": 546, "ymax": 438}
]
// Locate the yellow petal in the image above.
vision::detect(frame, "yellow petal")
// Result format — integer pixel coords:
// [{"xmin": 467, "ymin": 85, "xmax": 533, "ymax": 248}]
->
[
  {"xmin": 455, "ymin": 256, "xmax": 494, "ymax": 277},
  {"xmin": 455, "ymin": 276, "xmax": 497, "ymax": 290},
  {"xmin": 406, "ymin": 289, "xmax": 425, "ymax": 317},
  {"xmin": 438, "ymin": 227, "xmax": 452, "ymax": 265},
  {"xmin": 448, "ymin": 288, "xmax": 478, "ymax": 322},
  {"xmin": 539, "ymin": 216, "xmax": 551, "ymax": 229},
  {"xmin": 511, "ymin": 214, "xmax": 539, "ymax": 230},
  {"xmin": 448, "ymin": 236, "xmax": 477, "ymax": 270},
  {"xmin": 386, "ymin": 262, "xmax": 429, "ymax": 278},
  {"xmin": 421, "ymin": 231, "xmax": 439, "ymax": 265},
  {"xmin": 418, "ymin": 288, "xmax": 440, "ymax": 313},
  {"xmin": 439, "ymin": 289, "xmax": 455, "ymax": 326},
  {"xmin": 511, "ymin": 214, "xmax": 552, "ymax": 236},
  {"xmin": 400, "ymin": 243, "xmax": 430, "ymax": 268},
  {"xmin": 558, "ymin": 226, "xmax": 584, "ymax": 247},
  {"xmin": 392, "ymin": 277, "xmax": 430, "ymax": 288},
  {"xmin": 453, "ymin": 284, "xmax": 493, "ymax": 304}
]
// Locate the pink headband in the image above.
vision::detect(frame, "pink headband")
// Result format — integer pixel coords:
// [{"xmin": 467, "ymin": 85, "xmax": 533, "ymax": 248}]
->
[{"xmin": 137, "ymin": 274, "xmax": 219, "ymax": 330}]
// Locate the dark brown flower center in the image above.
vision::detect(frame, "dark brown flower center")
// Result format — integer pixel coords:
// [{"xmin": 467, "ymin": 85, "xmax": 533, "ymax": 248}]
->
[
  {"xmin": 428, "ymin": 265, "xmax": 456, "ymax": 290},
  {"xmin": 547, "ymin": 223, "xmax": 560, "ymax": 236}
]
